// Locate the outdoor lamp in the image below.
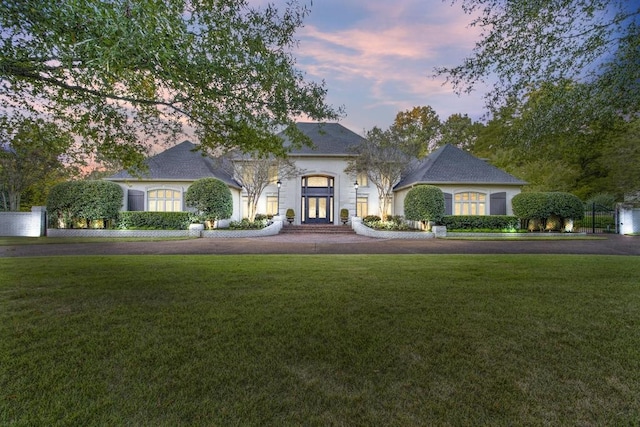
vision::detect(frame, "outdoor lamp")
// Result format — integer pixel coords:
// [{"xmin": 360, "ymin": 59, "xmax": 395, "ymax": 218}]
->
[
  {"xmin": 354, "ymin": 181, "xmax": 359, "ymax": 217},
  {"xmin": 276, "ymin": 180, "xmax": 281, "ymax": 216}
]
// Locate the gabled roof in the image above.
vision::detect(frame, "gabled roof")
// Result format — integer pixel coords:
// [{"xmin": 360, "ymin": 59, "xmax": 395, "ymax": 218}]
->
[
  {"xmin": 395, "ymin": 144, "xmax": 526, "ymax": 190},
  {"xmin": 107, "ymin": 141, "xmax": 239, "ymax": 187},
  {"xmin": 282, "ymin": 122, "xmax": 366, "ymax": 156}
]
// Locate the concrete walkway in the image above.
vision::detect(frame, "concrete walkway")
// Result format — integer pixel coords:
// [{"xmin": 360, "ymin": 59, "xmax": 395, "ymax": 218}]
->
[{"xmin": 1, "ymin": 234, "xmax": 639, "ymax": 257}]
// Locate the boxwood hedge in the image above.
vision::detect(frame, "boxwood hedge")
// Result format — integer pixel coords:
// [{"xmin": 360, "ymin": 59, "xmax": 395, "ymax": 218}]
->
[
  {"xmin": 441, "ymin": 215, "xmax": 520, "ymax": 231},
  {"xmin": 116, "ymin": 212, "xmax": 192, "ymax": 230}
]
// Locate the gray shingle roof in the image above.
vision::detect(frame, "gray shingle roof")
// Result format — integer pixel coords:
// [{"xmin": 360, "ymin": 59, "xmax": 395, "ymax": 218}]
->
[
  {"xmin": 107, "ymin": 141, "xmax": 238, "ymax": 186},
  {"xmin": 395, "ymin": 144, "xmax": 526, "ymax": 189},
  {"xmin": 282, "ymin": 122, "xmax": 366, "ymax": 156}
]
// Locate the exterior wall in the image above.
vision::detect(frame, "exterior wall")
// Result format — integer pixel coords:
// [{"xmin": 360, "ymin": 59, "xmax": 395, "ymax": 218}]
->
[
  {"xmin": 110, "ymin": 165, "xmax": 523, "ymax": 223},
  {"xmin": 113, "ymin": 181, "xmax": 244, "ymax": 221},
  {"xmin": 276, "ymin": 156, "xmax": 381, "ymax": 225},
  {"xmin": 394, "ymin": 184, "xmax": 522, "ymax": 217},
  {"xmin": 0, "ymin": 206, "xmax": 47, "ymax": 237}
]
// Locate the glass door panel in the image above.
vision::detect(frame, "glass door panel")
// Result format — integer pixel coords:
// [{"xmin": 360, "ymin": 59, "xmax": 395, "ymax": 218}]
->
[{"xmin": 309, "ymin": 198, "xmax": 317, "ymax": 219}]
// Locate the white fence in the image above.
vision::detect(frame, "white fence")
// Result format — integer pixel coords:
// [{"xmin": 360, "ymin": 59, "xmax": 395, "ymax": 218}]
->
[{"xmin": 0, "ymin": 207, "xmax": 47, "ymax": 237}]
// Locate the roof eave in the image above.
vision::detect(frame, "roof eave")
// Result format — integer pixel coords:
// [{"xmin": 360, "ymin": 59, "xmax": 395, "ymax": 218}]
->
[{"xmin": 394, "ymin": 181, "xmax": 527, "ymax": 192}]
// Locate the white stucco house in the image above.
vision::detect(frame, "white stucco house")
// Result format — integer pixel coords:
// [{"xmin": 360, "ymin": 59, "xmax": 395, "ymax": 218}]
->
[{"xmin": 107, "ymin": 122, "xmax": 526, "ymax": 224}]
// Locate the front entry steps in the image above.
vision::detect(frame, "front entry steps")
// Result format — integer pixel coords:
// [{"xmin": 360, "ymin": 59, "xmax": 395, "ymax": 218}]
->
[{"xmin": 280, "ymin": 224, "xmax": 356, "ymax": 235}]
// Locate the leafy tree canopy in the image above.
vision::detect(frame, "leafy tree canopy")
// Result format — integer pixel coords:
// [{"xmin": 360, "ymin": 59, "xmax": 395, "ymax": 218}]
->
[
  {"xmin": 345, "ymin": 126, "xmax": 416, "ymax": 220},
  {"xmin": 0, "ymin": 115, "xmax": 79, "ymax": 211},
  {"xmin": 0, "ymin": 0, "xmax": 340, "ymax": 170},
  {"xmin": 437, "ymin": 0, "xmax": 639, "ymax": 131}
]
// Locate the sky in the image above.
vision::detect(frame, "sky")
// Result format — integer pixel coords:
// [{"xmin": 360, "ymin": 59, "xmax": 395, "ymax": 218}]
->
[{"xmin": 252, "ymin": 0, "xmax": 491, "ymax": 135}]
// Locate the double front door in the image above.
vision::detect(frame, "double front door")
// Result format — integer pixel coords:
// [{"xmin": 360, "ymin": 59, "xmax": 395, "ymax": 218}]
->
[
  {"xmin": 305, "ymin": 196, "xmax": 330, "ymax": 223},
  {"xmin": 302, "ymin": 176, "xmax": 333, "ymax": 224}
]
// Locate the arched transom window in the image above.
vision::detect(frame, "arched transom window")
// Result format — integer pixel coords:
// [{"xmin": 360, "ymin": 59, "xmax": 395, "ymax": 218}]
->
[
  {"xmin": 454, "ymin": 192, "xmax": 486, "ymax": 215},
  {"xmin": 148, "ymin": 189, "xmax": 181, "ymax": 212}
]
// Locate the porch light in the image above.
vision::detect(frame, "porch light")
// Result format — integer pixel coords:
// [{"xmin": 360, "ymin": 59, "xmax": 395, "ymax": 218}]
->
[
  {"xmin": 276, "ymin": 180, "xmax": 281, "ymax": 216},
  {"xmin": 354, "ymin": 181, "xmax": 359, "ymax": 217}
]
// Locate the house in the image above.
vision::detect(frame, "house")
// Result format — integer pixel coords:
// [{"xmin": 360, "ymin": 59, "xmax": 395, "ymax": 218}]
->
[{"xmin": 107, "ymin": 122, "xmax": 526, "ymax": 224}]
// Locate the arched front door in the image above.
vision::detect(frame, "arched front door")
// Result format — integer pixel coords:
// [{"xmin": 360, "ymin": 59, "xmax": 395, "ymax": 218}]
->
[{"xmin": 302, "ymin": 176, "xmax": 334, "ymax": 224}]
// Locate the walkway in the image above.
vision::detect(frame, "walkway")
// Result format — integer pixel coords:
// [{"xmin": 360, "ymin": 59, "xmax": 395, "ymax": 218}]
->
[{"xmin": 1, "ymin": 234, "xmax": 639, "ymax": 257}]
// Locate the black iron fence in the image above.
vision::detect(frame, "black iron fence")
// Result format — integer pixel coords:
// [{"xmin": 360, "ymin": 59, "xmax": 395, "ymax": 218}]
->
[{"xmin": 575, "ymin": 203, "xmax": 618, "ymax": 234}]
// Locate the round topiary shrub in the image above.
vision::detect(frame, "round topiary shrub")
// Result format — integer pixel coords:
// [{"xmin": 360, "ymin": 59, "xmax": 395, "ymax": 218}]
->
[
  {"xmin": 404, "ymin": 185, "xmax": 445, "ymax": 228},
  {"xmin": 47, "ymin": 180, "xmax": 123, "ymax": 228},
  {"xmin": 185, "ymin": 178, "xmax": 232, "ymax": 228}
]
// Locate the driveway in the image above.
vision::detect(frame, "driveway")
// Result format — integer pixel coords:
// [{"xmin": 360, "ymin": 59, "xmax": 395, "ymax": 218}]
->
[{"xmin": 1, "ymin": 234, "xmax": 638, "ymax": 257}]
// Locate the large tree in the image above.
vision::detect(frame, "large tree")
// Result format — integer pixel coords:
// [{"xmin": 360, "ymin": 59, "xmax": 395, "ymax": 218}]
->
[
  {"xmin": 223, "ymin": 152, "xmax": 300, "ymax": 221},
  {"xmin": 390, "ymin": 106, "xmax": 441, "ymax": 158},
  {"xmin": 0, "ymin": 0, "xmax": 340, "ymax": 170},
  {"xmin": 0, "ymin": 116, "xmax": 79, "ymax": 211},
  {"xmin": 437, "ymin": 0, "xmax": 640, "ymax": 135},
  {"xmin": 471, "ymin": 84, "xmax": 638, "ymax": 199},
  {"xmin": 345, "ymin": 127, "xmax": 415, "ymax": 220}
]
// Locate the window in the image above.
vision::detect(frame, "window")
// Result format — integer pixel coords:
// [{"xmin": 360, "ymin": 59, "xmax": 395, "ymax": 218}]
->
[
  {"xmin": 266, "ymin": 196, "xmax": 278, "ymax": 216},
  {"xmin": 356, "ymin": 196, "xmax": 368, "ymax": 218},
  {"xmin": 454, "ymin": 192, "xmax": 486, "ymax": 215},
  {"xmin": 268, "ymin": 165, "xmax": 278, "ymax": 184},
  {"xmin": 148, "ymin": 189, "xmax": 181, "ymax": 212},
  {"xmin": 356, "ymin": 173, "xmax": 368, "ymax": 187},
  {"xmin": 306, "ymin": 176, "xmax": 331, "ymax": 187}
]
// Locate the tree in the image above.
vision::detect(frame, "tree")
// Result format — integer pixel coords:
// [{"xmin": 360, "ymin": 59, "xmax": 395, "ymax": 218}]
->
[
  {"xmin": 46, "ymin": 180, "xmax": 123, "ymax": 228},
  {"xmin": 0, "ymin": 116, "xmax": 79, "ymax": 211},
  {"xmin": 223, "ymin": 152, "xmax": 301, "ymax": 221},
  {"xmin": 439, "ymin": 113, "xmax": 482, "ymax": 150},
  {"xmin": 345, "ymin": 127, "xmax": 416, "ymax": 220},
  {"xmin": 0, "ymin": 0, "xmax": 340, "ymax": 170},
  {"xmin": 185, "ymin": 178, "xmax": 233, "ymax": 227},
  {"xmin": 437, "ymin": 0, "xmax": 640, "ymax": 136},
  {"xmin": 390, "ymin": 106, "xmax": 441, "ymax": 158},
  {"xmin": 404, "ymin": 185, "xmax": 445, "ymax": 227}
]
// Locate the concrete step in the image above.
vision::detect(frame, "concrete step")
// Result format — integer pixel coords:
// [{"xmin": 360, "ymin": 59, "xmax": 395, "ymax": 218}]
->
[{"xmin": 280, "ymin": 224, "xmax": 355, "ymax": 234}]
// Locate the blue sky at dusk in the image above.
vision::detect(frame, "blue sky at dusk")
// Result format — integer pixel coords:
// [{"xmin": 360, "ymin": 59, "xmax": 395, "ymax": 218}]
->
[{"xmin": 252, "ymin": 0, "xmax": 493, "ymax": 134}]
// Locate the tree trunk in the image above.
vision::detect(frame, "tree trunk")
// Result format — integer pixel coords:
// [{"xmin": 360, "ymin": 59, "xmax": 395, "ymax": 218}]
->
[{"xmin": 9, "ymin": 190, "xmax": 20, "ymax": 212}]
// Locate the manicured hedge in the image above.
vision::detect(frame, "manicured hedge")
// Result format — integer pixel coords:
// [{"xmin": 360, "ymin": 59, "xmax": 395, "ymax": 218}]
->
[
  {"xmin": 117, "ymin": 211, "xmax": 192, "ymax": 230},
  {"xmin": 47, "ymin": 180, "xmax": 123, "ymax": 228},
  {"xmin": 512, "ymin": 192, "xmax": 583, "ymax": 231},
  {"xmin": 441, "ymin": 215, "xmax": 520, "ymax": 231}
]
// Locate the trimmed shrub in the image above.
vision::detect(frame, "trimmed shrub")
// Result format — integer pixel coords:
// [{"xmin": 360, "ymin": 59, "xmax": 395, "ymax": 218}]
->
[
  {"xmin": 229, "ymin": 217, "xmax": 268, "ymax": 230},
  {"xmin": 46, "ymin": 181, "xmax": 78, "ymax": 228},
  {"xmin": 363, "ymin": 215, "xmax": 411, "ymax": 231},
  {"xmin": 512, "ymin": 192, "xmax": 583, "ymax": 231},
  {"xmin": 117, "ymin": 212, "xmax": 191, "ymax": 230},
  {"xmin": 441, "ymin": 215, "xmax": 520, "ymax": 231},
  {"xmin": 185, "ymin": 178, "xmax": 232, "ymax": 227},
  {"xmin": 512, "ymin": 192, "xmax": 550, "ymax": 221},
  {"xmin": 404, "ymin": 185, "xmax": 445, "ymax": 225},
  {"xmin": 47, "ymin": 180, "xmax": 123, "ymax": 228}
]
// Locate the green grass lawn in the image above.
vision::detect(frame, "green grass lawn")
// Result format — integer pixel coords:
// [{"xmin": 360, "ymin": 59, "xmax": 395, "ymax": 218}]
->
[{"xmin": 1, "ymin": 255, "xmax": 639, "ymax": 425}]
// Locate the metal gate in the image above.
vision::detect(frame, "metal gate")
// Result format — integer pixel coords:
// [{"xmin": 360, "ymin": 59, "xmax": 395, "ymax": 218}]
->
[{"xmin": 576, "ymin": 203, "xmax": 618, "ymax": 234}]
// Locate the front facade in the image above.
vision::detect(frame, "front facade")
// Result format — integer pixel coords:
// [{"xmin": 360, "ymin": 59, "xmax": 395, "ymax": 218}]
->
[{"xmin": 107, "ymin": 123, "xmax": 526, "ymax": 224}]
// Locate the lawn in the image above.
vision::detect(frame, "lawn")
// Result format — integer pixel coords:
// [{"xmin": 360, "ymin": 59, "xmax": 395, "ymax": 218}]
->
[{"xmin": 1, "ymin": 255, "xmax": 639, "ymax": 425}]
